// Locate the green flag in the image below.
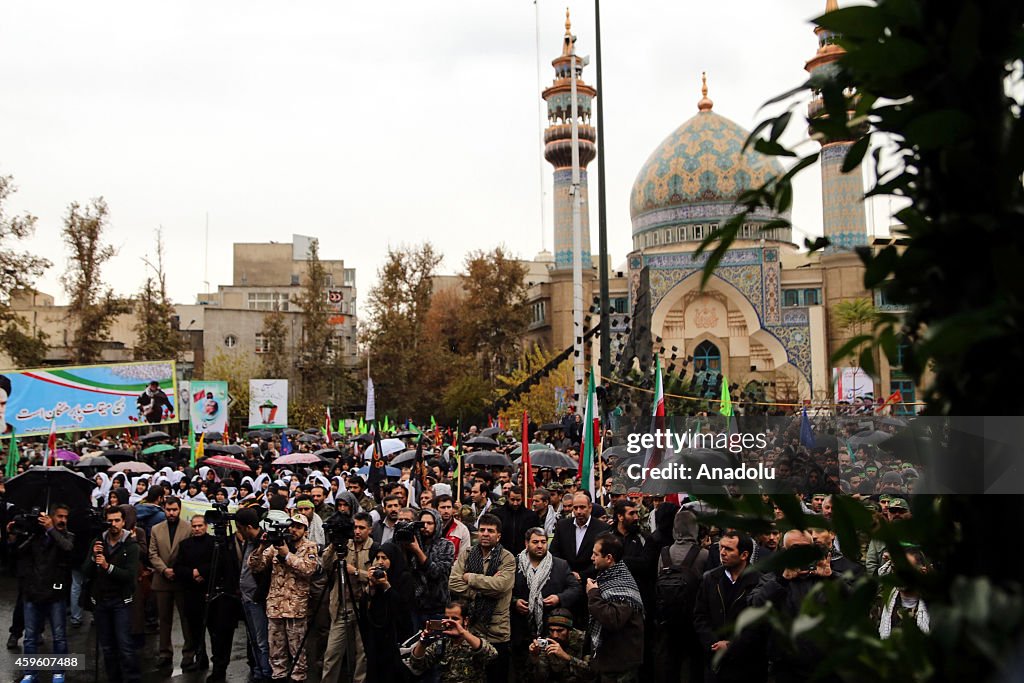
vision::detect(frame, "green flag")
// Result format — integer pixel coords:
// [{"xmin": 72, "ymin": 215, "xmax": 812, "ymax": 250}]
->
[
  {"xmin": 5, "ymin": 432, "xmax": 19, "ymax": 479},
  {"xmin": 720, "ymin": 376, "xmax": 733, "ymax": 417}
]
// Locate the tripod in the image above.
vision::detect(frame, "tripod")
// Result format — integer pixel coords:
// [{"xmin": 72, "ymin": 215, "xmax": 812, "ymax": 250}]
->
[{"xmin": 198, "ymin": 525, "xmax": 248, "ymax": 677}]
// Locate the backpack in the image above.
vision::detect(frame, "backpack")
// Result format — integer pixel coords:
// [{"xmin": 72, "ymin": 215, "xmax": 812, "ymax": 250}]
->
[{"xmin": 655, "ymin": 545, "xmax": 701, "ymax": 625}]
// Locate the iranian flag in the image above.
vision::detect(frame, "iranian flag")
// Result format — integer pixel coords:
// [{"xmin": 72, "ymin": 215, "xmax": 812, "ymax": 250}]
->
[
  {"xmin": 324, "ymin": 408, "xmax": 333, "ymax": 446},
  {"xmin": 46, "ymin": 419, "xmax": 57, "ymax": 467},
  {"xmin": 578, "ymin": 372, "xmax": 598, "ymax": 498},
  {"xmin": 643, "ymin": 357, "xmax": 667, "ymax": 470},
  {"xmin": 521, "ymin": 411, "xmax": 532, "ymax": 498}
]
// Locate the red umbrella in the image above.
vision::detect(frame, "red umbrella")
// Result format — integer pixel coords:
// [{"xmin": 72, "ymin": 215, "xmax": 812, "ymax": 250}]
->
[
  {"xmin": 202, "ymin": 455, "xmax": 251, "ymax": 472},
  {"xmin": 273, "ymin": 452, "xmax": 321, "ymax": 466}
]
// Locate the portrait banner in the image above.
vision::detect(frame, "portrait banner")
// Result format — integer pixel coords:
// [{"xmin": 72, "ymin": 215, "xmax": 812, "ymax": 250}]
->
[{"xmin": 189, "ymin": 380, "xmax": 229, "ymax": 435}]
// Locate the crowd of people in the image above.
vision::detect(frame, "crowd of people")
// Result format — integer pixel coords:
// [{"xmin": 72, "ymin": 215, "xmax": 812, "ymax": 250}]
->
[{"xmin": 0, "ymin": 413, "xmax": 929, "ymax": 683}]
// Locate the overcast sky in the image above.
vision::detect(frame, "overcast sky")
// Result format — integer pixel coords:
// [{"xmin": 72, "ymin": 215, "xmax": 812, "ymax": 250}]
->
[{"xmin": 0, "ymin": 1, "xmax": 891, "ymax": 308}]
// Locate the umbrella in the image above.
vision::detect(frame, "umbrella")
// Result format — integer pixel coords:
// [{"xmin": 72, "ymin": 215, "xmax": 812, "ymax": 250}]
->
[
  {"xmin": 480, "ymin": 427, "xmax": 502, "ymax": 438},
  {"xmin": 393, "ymin": 431, "xmax": 419, "ymax": 440},
  {"xmin": 601, "ymin": 445, "xmax": 633, "ymax": 461},
  {"xmin": 283, "ymin": 428, "xmax": 302, "ymax": 436},
  {"xmin": 142, "ymin": 443, "xmax": 176, "ymax": 455},
  {"xmin": 273, "ymin": 452, "xmax": 321, "ymax": 465},
  {"xmin": 538, "ymin": 423, "xmax": 564, "ymax": 432},
  {"xmin": 314, "ymin": 448, "xmax": 342, "ymax": 459},
  {"xmin": 109, "ymin": 461, "xmax": 156, "ymax": 474},
  {"xmin": 75, "ymin": 455, "xmax": 113, "ymax": 470},
  {"xmin": 297, "ymin": 434, "xmax": 321, "ymax": 443},
  {"xmin": 4, "ymin": 466, "xmax": 95, "ymax": 510},
  {"xmin": 510, "ymin": 442, "xmax": 548, "ymax": 456},
  {"xmin": 139, "ymin": 431, "xmax": 171, "ymax": 444},
  {"xmin": 303, "ymin": 428, "xmax": 321, "ymax": 434},
  {"xmin": 202, "ymin": 431, "xmax": 224, "ymax": 442},
  {"xmin": 363, "ymin": 439, "xmax": 406, "ymax": 460},
  {"xmin": 356, "ymin": 465, "xmax": 402, "ymax": 478},
  {"xmin": 847, "ymin": 430, "xmax": 892, "ymax": 448},
  {"xmin": 464, "ymin": 451, "xmax": 513, "ymax": 468},
  {"xmin": 101, "ymin": 449, "xmax": 136, "ymax": 464},
  {"xmin": 54, "ymin": 449, "xmax": 80, "ymax": 462},
  {"xmin": 390, "ymin": 449, "xmax": 435, "ymax": 467},
  {"xmin": 514, "ymin": 450, "xmax": 576, "ymax": 469},
  {"xmin": 348, "ymin": 434, "xmax": 373, "ymax": 444},
  {"xmin": 465, "ymin": 436, "xmax": 499, "ymax": 448},
  {"xmin": 204, "ymin": 444, "xmax": 245, "ymax": 456},
  {"xmin": 202, "ymin": 455, "xmax": 252, "ymax": 472},
  {"xmin": 879, "ymin": 416, "xmax": 909, "ymax": 428}
]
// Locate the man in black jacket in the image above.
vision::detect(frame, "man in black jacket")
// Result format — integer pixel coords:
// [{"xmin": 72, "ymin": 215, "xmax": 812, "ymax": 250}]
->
[
  {"xmin": 13, "ymin": 504, "xmax": 75, "ymax": 682},
  {"xmin": 174, "ymin": 514, "xmax": 241, "ymax": 681},
  {"xmin": 511, "ymin": 527, "xmax": 583, "ymax": 674},
  {"xmin": 693, "ymin": 531, "xmax": 767, "ymax": 683},
  {"xmin": 493, "ymin": 487, "xmax": 541, "ymax": 556},
  {"xmin": 83, "ymin": 505, "xmax": 141, "ymax": 683},
  {"xmin": 549, "ymin": 493, "xmax": 612, "ymax": 582}
]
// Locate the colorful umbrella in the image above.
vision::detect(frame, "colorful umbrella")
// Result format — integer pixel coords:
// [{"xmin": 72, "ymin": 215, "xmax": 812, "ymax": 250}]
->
[
  {"xmin": 272, "ymin": 452, "xmax": 321, "ymax": 465},
  {"xmin": 202, "ymin": 455, "xmax": 252, "ymax": 472},
  {"xmin": 54, "ymin": 449, "xmax": 80, "ymax": 462},
  {"xmin": 109, "ymin": 461, "xmax": 156, "ymax": 474},
  {"xmin": 142, "ymin": 443, "xmax": 176, "ymax": 455}
]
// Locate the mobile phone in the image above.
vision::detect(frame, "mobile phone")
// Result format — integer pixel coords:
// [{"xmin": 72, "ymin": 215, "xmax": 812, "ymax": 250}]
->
[{"xmin": 425, "ymin": 620, "xmax": 447, "ymax": 632}]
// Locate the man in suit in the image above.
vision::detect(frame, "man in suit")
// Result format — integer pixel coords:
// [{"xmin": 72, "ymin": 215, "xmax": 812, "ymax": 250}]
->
[
  {"xmin": 549, "ymin": 492, "xmax": 612, "ymax": 625},
  {"xmin": 147, "ymin": 496, "xmax": 194, "ymax": 671},
  {"xmin": 511, "ymin": 527, "xmax": 583, "ymax": 675}
]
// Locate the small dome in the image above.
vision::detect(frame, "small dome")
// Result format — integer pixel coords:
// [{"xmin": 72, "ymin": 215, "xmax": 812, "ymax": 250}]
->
[{"xmin": 630, "ymin": 108, "xmax": 789, "ymax": 244}]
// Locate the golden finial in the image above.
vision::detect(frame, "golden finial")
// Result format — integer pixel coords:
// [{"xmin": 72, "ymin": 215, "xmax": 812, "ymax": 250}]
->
[
  {"xmin": 697, "ymin": 71, "xmax": 714, "ymax": 112},
  {"xmin": 565, "ymin": 7, "xmax": 572, "ymax": 35},
  {"xmin": 825, "ymin": 0, "xmax": 839, "ymax": 12}
]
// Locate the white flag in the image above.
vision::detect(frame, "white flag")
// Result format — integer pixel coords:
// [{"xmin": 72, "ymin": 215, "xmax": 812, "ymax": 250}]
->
[{"xmin": 365, "ymin": 378, "xmax": 376, "ymax": 423}]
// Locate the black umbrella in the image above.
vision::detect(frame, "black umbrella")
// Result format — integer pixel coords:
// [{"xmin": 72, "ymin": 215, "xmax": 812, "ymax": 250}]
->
[
  {"xmin": 464, "ymin": 451, "xmax": 513, "ymax": 468},
  {"xmin": 314, "ymin": 448, "xmax": 342, "ymax": 459},
  {"xmin": 480, "ymin": 426, "xmax": 502, "ymax": 438},
  {"xmin": 389, "ymin": 449, "xmax": 435, "ymax": 467},
  {"xmin": 601, "ymin": 445, "xmax": 633, "ymax": 461},
  {"xmin": 393, "ymin": 431, "xmax": 418, "ymax": 440},
  {"xmin": 283, "ymin": 428, "xmax": 302, "ymax": 436},
  {"xmin": 348, "ymin": 433, "xmax": 373, "ymax": 444},
  {"xmin": 139, "ymin": 431, "xmax": 171, "ymax": 444},
  {"xmin": 4, "ymin": 466, "xmax": 95, "ymax": 511},
  {"xmin": 204, "ymin": 444, "xmax": 245, "ymax": 456},
  {"xmin": 244, "ymin": 430, "xmax": 263, "ymax": 440},
  {"xmin": 101, "ymin": 448, "xmax": 136, "ymax": 464},
  {"xmin": 297, "ymin": 434, "xmax": 321, "ymax": 443},
  {"xmin": 203, "ymin": 431, "xmax": 224, "ymax": 442},
  {"xmin": 848, "ymin": 430, "xmax": 892, "ymax": 448},
  {"xmin": 303, "ymin": 428, "xmax": 321, "ymax": 435},
  {"xmin": 465, "ymin": 436, "xmax": 499, "ymax": 448},
  {"xmin": 515, "ymin": 450, "xmax": 577, "ymax": 469},
  {"xmin": 538, "ymin": 423, "xmax": 564, "ymax": 432},
  {"xmin": 75, "ymin": 455, "xmax": 113, "ymax": 470}
]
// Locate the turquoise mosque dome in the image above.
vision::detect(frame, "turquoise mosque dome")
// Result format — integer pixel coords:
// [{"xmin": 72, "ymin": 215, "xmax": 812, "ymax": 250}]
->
[{"xmin": 629, "ymin": 77, "xmax": 791, "ymax": 249}]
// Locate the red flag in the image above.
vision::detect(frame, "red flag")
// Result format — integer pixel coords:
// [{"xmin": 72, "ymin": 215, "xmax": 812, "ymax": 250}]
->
[
  {"xmin": 522, "ymin": 412, "xmax": 532, "ymax": 498},
  {"xmin": 46, "ymin": 419, "xmax": 57, "ymax": 467},
  {"xmin": 643, "ymin": 357, "xmax": 667, "ymax": 471},
  {"xmin": 324, "ymin": 408, "xmax": 334, "ymax": 446}
]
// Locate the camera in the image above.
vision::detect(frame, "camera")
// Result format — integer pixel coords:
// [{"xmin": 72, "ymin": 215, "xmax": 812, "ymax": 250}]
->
[
  {"xmin": 535, "ymin": 638, "xmax": 550, "ymax": 649},
  {"xmin": 204, "ymin": 503, "xmax": 236, "ymax": 526},
  {"xmin": 393, "ymin": 519, "xmax": 426, "ymax": 544},
  {"xmin": 259, "ymin": 511, "xmax": 293, "ymax": 547},
  {"xmin": 371, "ymin": 567, "xmax": 387, "ymax": 581},
  {"xmin": 323, "ymin": 511, "xmax": 355, "ymax": 550},
  {"xmin": 9, "ymin": 507, "xmax": 45, "ymax": 537}
]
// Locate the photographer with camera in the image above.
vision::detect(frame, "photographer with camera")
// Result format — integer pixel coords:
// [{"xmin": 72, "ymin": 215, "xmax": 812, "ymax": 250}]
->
[
  {"xmin": 83, "ymin": 505, "xmax": 141, "ymax": 683},
  {"xmin": 321, "ymin": 509, "xmax": 376, "ymax": 683},
  {"xmin": 523, "ymin": 608, "xmax": 590, "ymax": 683},
  {"xmin": 248, "ymin": 512, "xmax": 319, "ymax": 682},
  {"xmin": 361, "ymin": 543, "xmax": 415, "ymax": 683},
  {"xmin": 8, "ymin": 504, "xmax": 74, "ymax": 683},
  {"xmin": 409, "ymin": 600, "xmax": 498, "ymax": 683},
  {"xmin": 402, "ymin": 508, "xmax": 455, "ymax": 633}
]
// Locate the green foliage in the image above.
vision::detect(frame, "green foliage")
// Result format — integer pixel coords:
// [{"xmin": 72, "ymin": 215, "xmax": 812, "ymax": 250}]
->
[
  {"xmin": 698, "ymin": 0, "xmax": 1024, "ymax": 414},
  {"xmin": 259, "ymin": 308, "xmax": 290, "ymax": 380},
  {"xmin": 60, "ymin": 198, "xmax": 131, "ymax": 364},
  {"xmin": 0, "ymin": 322, "xmax": 48, "ymax": 368},
  {"xmin": 496, "ymin": 345, "xmax": 573, "ymax": 425}
]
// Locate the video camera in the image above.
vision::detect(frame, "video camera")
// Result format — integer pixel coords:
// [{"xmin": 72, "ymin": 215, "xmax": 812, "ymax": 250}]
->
[
  {"xmin": 323, "ymin": 511, "xmax": 354, "ymax": 552},
  {"xmin": 259, "ymin": 511, "xmax": 293, "ymax": 547},
  {"xmin": 8, "ymin": 506, "xmax": 45, "ymax": 537},
  {"xmin": 204, "ymin": 503, "xmax": 237, "ymax": 538},
  {"xmin": 393, "ymin": 519, "xmax": 426, "ymax": 544}
]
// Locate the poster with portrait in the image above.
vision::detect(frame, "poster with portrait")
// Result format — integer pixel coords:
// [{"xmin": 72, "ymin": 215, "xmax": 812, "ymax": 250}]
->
[
  {"xmin": 248, "ymin": 379, "xmax": 288, "ymax": 428},
  {"xmin": 0, "ymin": 361, "xmax": 177, "ymax": 437},
  {"xmin": 188, "ymin": 380, "xmax": 229, "ymax": 435}
]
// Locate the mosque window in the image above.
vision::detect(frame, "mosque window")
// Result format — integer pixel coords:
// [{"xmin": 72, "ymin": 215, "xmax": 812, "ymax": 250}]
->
[
  {"xmin": 665, "ymin": 229, "xmax": 673, "ymax": 244},
  {"xmin": 652, "ymin": 231, "xmax": 660, "ymax": 246},
  {"xmin": 783, "ymin": 288, "xmax": 821, "ymax": 306},
  {"xmin": 895, "ymin": 337, "xmax": 911, "ymax": 369},
  {"xmin": 694, "ymin": 340, "xmax": 722, "ymax": 372},
  {"xmin": 693, "ymin": 225, "xmax": 704, "ymax": 240},
  {"xmin": 890, "ymin": 379, "xmax": 916, "ymax": 415},
  {"xmin": 611, "ymin": 297, "xmax": 628, "ymax": 314}
]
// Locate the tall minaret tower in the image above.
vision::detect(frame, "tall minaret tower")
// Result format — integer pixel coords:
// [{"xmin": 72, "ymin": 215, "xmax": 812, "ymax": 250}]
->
[
  {"xmin": 805, "ymin": 0, "xmax": 869, "ymax": 255},
  {"xmin": 542, "ymin": 9, "xmax": 596, "ymax": 271}
]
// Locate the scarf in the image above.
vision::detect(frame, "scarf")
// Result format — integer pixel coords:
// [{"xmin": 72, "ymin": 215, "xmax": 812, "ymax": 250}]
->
[
  {"xmin": 464, "ymin": 543, "xmax": 504, "ymax": 628},
  {"xmin": 588, "ymin": 561, "xmax": 644, "ymax": 653},
  {"xmin": 517, "ymin": 549, "xmax": 553, "ymax": 636},
  {"xmin": 879, "ymin": 587, "xmax": 929, "ymax": 639}
]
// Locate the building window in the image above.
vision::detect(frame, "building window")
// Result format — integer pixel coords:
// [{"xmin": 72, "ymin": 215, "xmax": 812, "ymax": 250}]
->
[
  {"xmin": 694, "ymin": 340, "xmax": 721, "ymax": 372},
  {"xmin": 665, "ymin": 229, "xmax": 673, "ymax": 244},
  {"xmin": 247, "ymin": 292, "xmax": 290, "ymax": 311},
  {"xmin": 290, "ymin": 274, "xmax": 300, "ymax": 286},
  {"xmin": 651, "ymin": 231, "xmax": 660, "ymax": 246},
  {"xmin": 895, "ymin": 337, "xmax": 911, "ymax": 369},
  {"xmin": 343, "ymin": 269, "xmax": 356, "ymax": 287},
  {"xmin": 532, "ymin": 301, "xmax": 547, "ymax": 325},
  {"xmin": 224, "ymin": 334, "xmax": 237, "ymax": 349},
  {"xmin": 678, "ymin": 227, "xmax": 687, "ymax": 242},
  {"xmin": 611, "ymin": 297, "xmax": 628, "ymax": 314},
  {"xmin": 782, "ymin": 288, "xmax": 822, "ymax": 306},
  {"xmin": 693, "ymin": 225, "xmax": 704, "ymax": 240},
  {"xmin": 891, "ymin": 379, "xmax": 916, "ymax": 415},
  {"xmin": 254, "ymin": 333, "xmax": 269, "ymax": 354}
]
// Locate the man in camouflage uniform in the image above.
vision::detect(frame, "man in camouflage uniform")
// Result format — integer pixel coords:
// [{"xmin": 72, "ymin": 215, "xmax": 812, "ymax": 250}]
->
[
  {"xmin": 248, "ymin": 513, "xmax": 320, "ymax": 682},
  {"xmin": 409, "ymin": 600, "xmax": 498, "ymax": 683},
  {"xmin": 523, "ymin": 608, "xmax": 592, "ymax": 683}
]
